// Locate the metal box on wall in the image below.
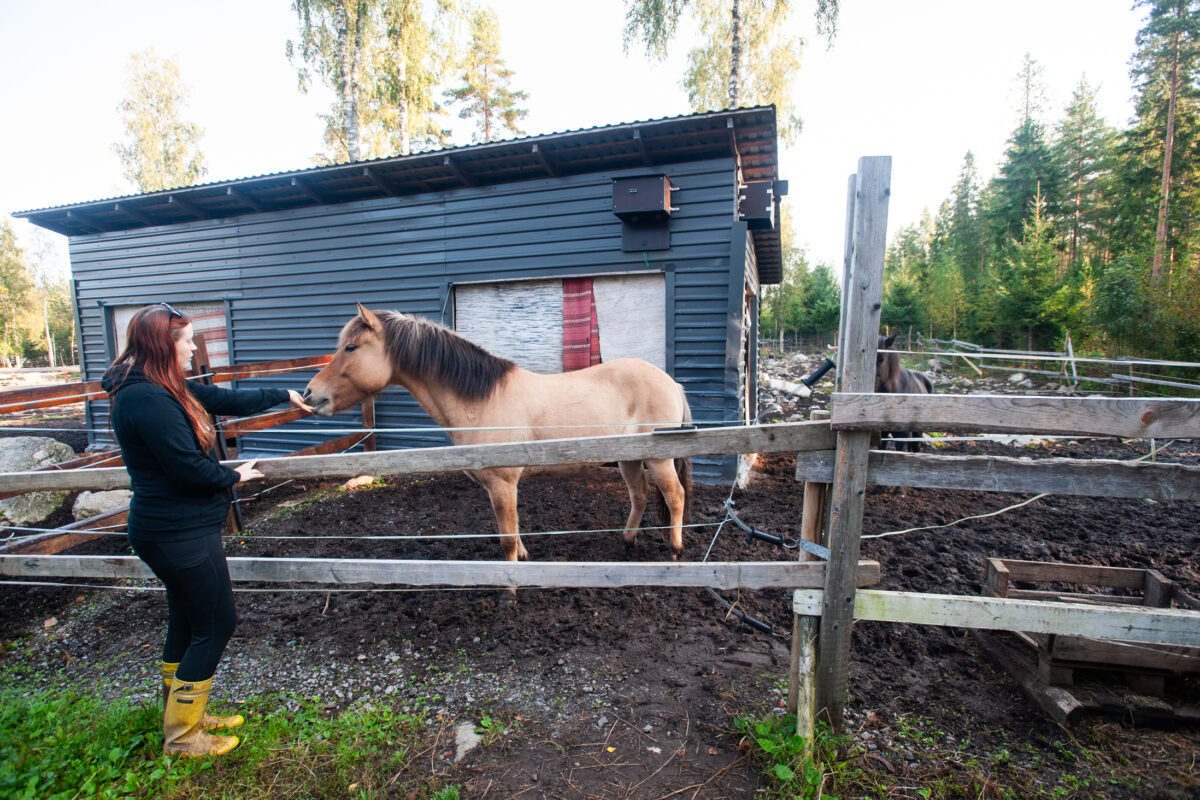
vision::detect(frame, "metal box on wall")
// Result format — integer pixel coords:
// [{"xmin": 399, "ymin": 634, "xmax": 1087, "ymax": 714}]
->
[
  {"xmin": 612, "ymin": 175, "xmax": 673, "ymax": 220},
  {"xmin": 739, "ymin": 180, "xmax": 775, "ymax": 230}
]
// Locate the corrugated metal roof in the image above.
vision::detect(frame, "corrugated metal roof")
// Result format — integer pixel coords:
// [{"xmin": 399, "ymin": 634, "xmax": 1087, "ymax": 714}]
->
[{"xmin": 15, "ymin": 106, "xmax": 783, "ymax": 282}]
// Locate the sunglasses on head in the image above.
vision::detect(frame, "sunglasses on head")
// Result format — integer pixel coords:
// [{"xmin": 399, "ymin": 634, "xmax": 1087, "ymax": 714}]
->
[{"xmin": 156, "ymin": 302, "xmax": 183, "ymax": 320}]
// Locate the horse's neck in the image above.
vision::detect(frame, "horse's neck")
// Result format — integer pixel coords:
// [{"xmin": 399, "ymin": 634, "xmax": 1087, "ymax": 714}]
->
[{"xmin": 391, "ymin": 370, "xmax": 481, "ymax": 437}]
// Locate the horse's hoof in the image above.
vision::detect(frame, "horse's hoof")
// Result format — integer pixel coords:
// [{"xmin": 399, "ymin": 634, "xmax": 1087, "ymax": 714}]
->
[
  {"xmin": 621, "ymin": 540, "xmax": 637, "ymax": 558},
  {"xmin": 498, "ymin": 589, "xmax": 518, "ymax": 608}
]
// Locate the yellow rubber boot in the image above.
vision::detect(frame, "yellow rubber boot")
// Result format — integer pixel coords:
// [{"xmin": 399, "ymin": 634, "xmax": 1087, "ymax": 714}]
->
[
  {"xmin": 163, "ymin": 677, "xmax": 240, "ymax": 757},
  {"xmin": 161, "ymin": 662, "xmax": 244, "ymax": 730}
]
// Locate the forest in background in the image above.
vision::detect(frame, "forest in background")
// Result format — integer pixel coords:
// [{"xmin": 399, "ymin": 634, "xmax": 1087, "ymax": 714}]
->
[
  {"xmin": 2, "ymin": 0, "xmax": 818, "ymax": 368},
  {"xmin": 764, "ymin": 0, "xmax": 1200, "ymax": 364}
]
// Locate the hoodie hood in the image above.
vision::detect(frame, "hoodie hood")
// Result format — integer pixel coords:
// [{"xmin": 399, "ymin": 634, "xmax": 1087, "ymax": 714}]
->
[{"xmin": 101, "ymin": 363, "xmax": 150, "ymax": 396}]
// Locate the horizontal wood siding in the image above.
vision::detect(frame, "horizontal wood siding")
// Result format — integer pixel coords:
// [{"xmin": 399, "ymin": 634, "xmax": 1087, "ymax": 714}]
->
[{"xmin": 69, "ymin": 159, "xmax": 741, "ymax": 482}]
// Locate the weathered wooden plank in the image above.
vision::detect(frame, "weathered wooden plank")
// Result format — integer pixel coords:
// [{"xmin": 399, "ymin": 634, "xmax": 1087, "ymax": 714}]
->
[
  {"xmin": 0, "ymin": 420, "xmax": 836, "ymax": 493},
  {"xmin": 793, "ymin": 450, "xmax": 1200, "ymax": 501},
  {"xmin": 0, "ymin": 449, "xmax": 123, "ymax": 501},
  {"xmin": 0, "ymin": 380, "xmax": 104, "ymax": 412},
  {"xmin": 222, "ymin": 406, "xmax": 311, "ymax": 435},
  {"xmin": 831, "ymin": 393, "xmax": 1200, "ymax": 439},
  {"xmin": 795, "ymin": 589, "xmax": 1200, "ymax": 648},
  {"xmin": 991, "ymin": 559, "xmax": 1147, "ymax": 588},
  {"xmin": 0, "ymin": 506, "xmax": 128, "ymax": 555},
  {"xmin": 817, "ymin": 156, "xmax": 891, "ymax": 731},
  {"xmin": 1, "ymin": 555, "xmax": 882, "ymax": 590},
  {"xmin": 210, "ymin": 354, "xmax": 333, "ymax": 382}
]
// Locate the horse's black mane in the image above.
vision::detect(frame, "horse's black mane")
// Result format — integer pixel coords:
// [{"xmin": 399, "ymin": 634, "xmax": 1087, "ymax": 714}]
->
[{"xmin": 352, "ymin": 312, "xmax": 517, "ymax": 401}]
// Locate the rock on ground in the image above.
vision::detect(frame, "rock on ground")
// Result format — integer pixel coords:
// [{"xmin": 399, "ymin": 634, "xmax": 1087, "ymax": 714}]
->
[{"xmin": 0, "ymin": 436, "xmax": 75, "ymax": 524}]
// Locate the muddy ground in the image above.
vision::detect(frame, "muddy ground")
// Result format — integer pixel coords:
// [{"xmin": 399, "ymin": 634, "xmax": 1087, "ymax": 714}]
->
[{"xmin": 2, "ymin": 384, "xmax": 1199, "ymax": 798}]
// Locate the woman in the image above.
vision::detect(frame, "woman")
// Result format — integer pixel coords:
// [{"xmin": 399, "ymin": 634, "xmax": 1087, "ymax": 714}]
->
[{"xmin": 102, "ymin": 303, "xmax": 310, "ymax": 758}]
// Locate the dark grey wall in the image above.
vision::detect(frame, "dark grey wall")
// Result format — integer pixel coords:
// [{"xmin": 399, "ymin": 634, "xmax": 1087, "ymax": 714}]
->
[{"xmin": 72, "ymin": 157, "xmax": 751, "ymax": 482}]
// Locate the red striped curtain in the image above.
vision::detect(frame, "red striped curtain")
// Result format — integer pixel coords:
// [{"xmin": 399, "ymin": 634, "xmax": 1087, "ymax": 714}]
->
[{"xmin": 562, "ymin": 278, "xmax": 601, "ymax": 371}]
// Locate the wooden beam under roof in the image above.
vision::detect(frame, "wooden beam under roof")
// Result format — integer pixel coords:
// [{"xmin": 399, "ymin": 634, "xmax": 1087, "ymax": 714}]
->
[
  {"xmin": 113, "ymin": 202, "xmax": 156, "ymax": 228},
  {"xmin": 362, "ymin": 167, "xmax": 398, "ymax": 196},
  {"xmin": 227, "ymin": 185, "xmax": 266, "ymax": 212},
  {"xmin": 290, "ymin": 176, "xmax": 325, "ymax": 204},
  {"xmin": 633, "ymin": 129, "xmax": 653, "ymax": 166},
  {"xmin": 443, "ymin": 155, "xmax": 474, "ymax": 187},
  {"xmin": 64, "ymin": 210, "xmax": 102, "ymax": 234},
  {"xmin": 167, "ymin": 194, "xmax": 205, "ymax": 219},
  {"xmin": 531, "ymin": 143, "xmax": 559, "ymax": 177}
]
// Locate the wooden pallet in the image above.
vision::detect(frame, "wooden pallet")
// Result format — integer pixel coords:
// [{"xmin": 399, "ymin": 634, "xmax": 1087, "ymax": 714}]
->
[{"xmin": 977, "ymin": 558, "xmax": 1200, "ymax": 726}]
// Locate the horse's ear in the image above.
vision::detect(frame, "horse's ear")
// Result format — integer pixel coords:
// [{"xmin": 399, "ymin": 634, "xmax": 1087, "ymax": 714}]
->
[
  {"xmin": 356, "ymin": 302, "xmax": 383, "ymax": 332},
  {"xmin": 882, "ymin": 335, "xmax": 896, "ymax": 348}
]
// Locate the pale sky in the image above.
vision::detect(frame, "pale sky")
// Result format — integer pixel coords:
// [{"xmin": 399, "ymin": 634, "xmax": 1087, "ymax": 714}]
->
[{"xmin": 0, "ymin": 0, "xmax": 1146, "ymax": 281}]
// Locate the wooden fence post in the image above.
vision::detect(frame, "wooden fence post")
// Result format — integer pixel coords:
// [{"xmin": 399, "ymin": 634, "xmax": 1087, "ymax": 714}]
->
[
  {"xmin": 816, "ymin": 156, "xmax": 890, "ymax": 731},
  {"xmin": 790, "ymin": 409, "xmax": 830, "ymax": 746},
  {"xmin": 361, "ymin": 396, "xmax": 377, "ymax": 452}
]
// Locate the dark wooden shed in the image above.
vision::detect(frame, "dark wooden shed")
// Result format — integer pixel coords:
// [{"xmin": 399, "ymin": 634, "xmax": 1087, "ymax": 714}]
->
[{"xmin": 16, "ymin": 107, "xmax": 786, "ymax": 482}]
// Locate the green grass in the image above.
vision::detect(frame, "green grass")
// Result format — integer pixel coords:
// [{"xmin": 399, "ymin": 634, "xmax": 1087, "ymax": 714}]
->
[
  {"xmin": 0, "ymin": 681, "xmax": 460, "ymax": 800},
  {"xmin": 735, "ymin": 713, "xmax": 866, "ymax": 800}
]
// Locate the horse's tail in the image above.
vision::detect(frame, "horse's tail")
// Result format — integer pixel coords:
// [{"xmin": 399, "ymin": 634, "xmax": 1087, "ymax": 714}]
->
[
  {"xmin": 919, "ymin": 371, "xmax": 933, "ymax": 394},
  {"xmin": 656, "ymin": 385, "xmax": 693, "ymax": 527}
]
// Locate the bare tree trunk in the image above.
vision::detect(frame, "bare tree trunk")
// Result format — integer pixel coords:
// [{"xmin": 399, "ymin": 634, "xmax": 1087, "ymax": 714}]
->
[
  {"xmin": 729, "ymin": 0, "xmax": 742, "ymax": 107},
  {"xmin": 334, "ymin": 0, "xmax": 364, "ymax": 162},
  {"xmin": 396, "ymin": 40, "xmax": 410, "ymax": 156},
  {"xmin": 43, "ymin": 294, "xmax": 55, "ymax": 368},
  {"xmin": 1153, "ymin": 22, "xmax": 1182, "ymax": 281}
]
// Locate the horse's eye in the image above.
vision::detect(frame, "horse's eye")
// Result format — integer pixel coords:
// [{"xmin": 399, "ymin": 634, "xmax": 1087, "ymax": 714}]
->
[{"xmin": 344, "ymin": 343, "xmax": 358, "ymax": 353}]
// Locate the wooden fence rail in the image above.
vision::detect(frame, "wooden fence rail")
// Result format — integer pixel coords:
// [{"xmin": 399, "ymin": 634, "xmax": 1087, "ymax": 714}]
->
[
  {"xmin": 831, "ymin": 393, "xmax": 1200, "ymax": 439},
  {"xmin": 794, "ymin": 589, "xmax": 1200, "ymax": 648},
  {"xmin": 0, "ymin": 354, "xmax": 334, "ymax": 414},
  {"xmin": 1, "ymin": 555, "xmax": 882, "ymax": 591},
  {"xmin": 0, "ymin": 421, "xmax": 838, "ymax": 493},
  {"xmin": 793, "ymin": 450, "xmax": 1200, "ymax": 501}
]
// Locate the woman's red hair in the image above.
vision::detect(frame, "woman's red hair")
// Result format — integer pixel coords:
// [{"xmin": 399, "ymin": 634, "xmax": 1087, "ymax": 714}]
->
[{"xmin": 110, "ymin": 305, "xmax": 215, "ymax": 451}]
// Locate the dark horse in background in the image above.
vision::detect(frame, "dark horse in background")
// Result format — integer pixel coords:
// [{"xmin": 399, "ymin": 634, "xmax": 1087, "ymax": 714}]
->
[{"xmin": 874, "ymin": 334, "xmax": 933, "ymax": 452}]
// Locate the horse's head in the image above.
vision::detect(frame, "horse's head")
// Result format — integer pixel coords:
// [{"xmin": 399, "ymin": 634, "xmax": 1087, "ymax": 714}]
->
[
  {"xmin": 874, "ymin": 334, "xmax": 898, "ymax": 392},
  {"xmin": 304, "ymin": 303, "xmax": 393, "ymax": 417}
]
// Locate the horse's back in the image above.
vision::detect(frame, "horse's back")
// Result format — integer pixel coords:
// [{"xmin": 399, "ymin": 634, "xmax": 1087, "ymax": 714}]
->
[{"xmin": 509, "ymin": 358, "xmax": 687, "ymax": 440}]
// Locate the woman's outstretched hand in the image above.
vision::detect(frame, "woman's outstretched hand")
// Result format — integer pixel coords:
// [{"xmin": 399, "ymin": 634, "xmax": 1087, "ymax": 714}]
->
[
  {"xmin": 288, "ymin": 389, "xmax": 314, "ymax": 413},
  {"xmin": 234, "ymin": 459, "xmax": 264, "ymax": 484}
]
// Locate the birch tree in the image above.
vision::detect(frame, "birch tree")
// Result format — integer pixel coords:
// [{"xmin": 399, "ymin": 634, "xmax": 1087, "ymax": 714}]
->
[
  {"xmin": 111, "ymin": 50, "xmax": 208, "ymax": 192},
  {"xmin": 288, "ymin": 0, "xmax": 373, "ymax": 163},
  {"xmin": 623, "ymin": 0, "xmax": 837, "ymax": 140}
]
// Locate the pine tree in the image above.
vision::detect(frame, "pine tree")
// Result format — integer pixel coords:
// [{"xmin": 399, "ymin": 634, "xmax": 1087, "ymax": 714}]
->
[
  {"xmin": 111, "ymin": 50, "xmax": 207, "ymax": 192},
  {"xmin": 1129, "ymin": 0, "xmax": 1200, "ymax": 279},
  {"xmin": 996, "ymin": 189, "xmax": 1059, "ymax": 349},
  {"xmin": 443, "ymin": 6, "xmax": 528, "ymax": 143},
  {"xmin": 988, "ymin": 55, "xmax": 1062, "ymax": 245},
  {"xmin": 1052, "ymin": 78, "xmax": 1117, "ymax": 274}
]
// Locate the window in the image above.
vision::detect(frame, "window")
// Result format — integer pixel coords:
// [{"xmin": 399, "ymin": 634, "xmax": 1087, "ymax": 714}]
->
[
  {"xmin": 454, "ymin": 273, "xmax": 666, "ymax": 374},
  {"xmin": 111, "ymin": 301, "xmax": 230, "ymax": 367}
]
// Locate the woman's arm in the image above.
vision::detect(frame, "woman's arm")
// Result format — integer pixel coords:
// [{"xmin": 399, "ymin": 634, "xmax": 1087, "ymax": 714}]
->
[{"xmin": 188, "ymin": 382, "xmax": 310, "ymax": 417}]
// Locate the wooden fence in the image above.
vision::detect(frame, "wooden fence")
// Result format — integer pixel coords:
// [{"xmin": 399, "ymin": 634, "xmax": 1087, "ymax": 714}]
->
[
  {"xmin": 0, "ymin": 347, "xmax": 379, "ymax": 554},
  {"xmin": 3, "ymin": 156, "xmax": 1199, "ymax": 744}
]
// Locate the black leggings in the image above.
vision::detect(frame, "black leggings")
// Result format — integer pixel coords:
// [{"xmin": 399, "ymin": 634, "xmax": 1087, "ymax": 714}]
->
[{"xmin": 129, "ymin": 530, "xmax": 236, "ymax": 682}]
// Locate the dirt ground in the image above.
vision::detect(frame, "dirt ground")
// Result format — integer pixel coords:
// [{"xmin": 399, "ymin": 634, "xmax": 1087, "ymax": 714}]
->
[{"xmin": 2, "ymin": 393, "xmax": 1200, "ymax": 798}]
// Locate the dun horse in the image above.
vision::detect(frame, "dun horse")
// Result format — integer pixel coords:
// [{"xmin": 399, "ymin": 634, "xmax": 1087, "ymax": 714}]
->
[
  {"xmin": 304, "ymin": 304, "xmax": 693, "ymax": 577},
  {"xmin": 874, "ymin": 334, "xmax": 933, "ymax": 452}
]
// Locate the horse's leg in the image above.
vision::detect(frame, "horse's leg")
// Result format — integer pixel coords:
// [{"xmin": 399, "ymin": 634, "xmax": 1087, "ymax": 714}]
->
[
  {"xmin": 646, "ymin": 458, "xmax": 685, "ymax": 560},
  {"xmin": 618, "ymin": 460, "xmax": 650, "ymax": 555},
  {"xmin": 479, "ymin": 471, "xmax": 526, "ymax": 605}
]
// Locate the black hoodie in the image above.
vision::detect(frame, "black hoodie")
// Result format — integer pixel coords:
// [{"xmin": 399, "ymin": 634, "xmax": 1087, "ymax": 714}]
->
[{"xmin": 101, "ymin": 364, "xmax": 290, "ymax": 539}]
